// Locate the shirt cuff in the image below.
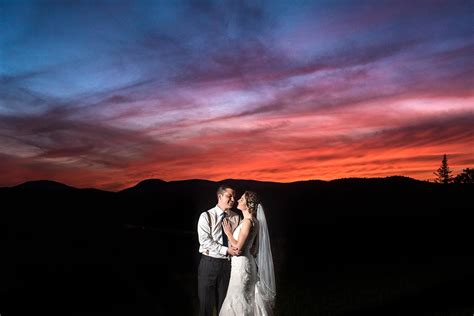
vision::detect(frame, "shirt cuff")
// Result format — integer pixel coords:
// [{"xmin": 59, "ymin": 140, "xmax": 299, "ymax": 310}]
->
[{"xmin": 220, "ymin": 246, "xmax": 228, "ymax": 255}]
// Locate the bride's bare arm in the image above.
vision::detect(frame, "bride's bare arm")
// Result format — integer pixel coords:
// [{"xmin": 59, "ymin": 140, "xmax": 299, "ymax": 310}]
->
[
  {"xmin": 222, "ymin": 219, "xmax": 238, "ymax": 247},
  {"xmin": 223, "ymin": 218, "xmax": 252, "ymax": 250}
]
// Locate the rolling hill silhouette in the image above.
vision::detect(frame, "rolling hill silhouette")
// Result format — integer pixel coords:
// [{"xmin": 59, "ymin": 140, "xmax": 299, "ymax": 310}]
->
[
  {"xmin": 13, "ymin": 179, "xmax": 77, "ymax": 191},
  {"xmin": 1, "ymin": 177, "xmax": 473, "ymax": 315}
]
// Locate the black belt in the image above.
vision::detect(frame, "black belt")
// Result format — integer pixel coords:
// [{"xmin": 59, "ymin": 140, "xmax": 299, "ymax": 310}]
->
[{"xmin": 201, "ymin": 254, "xmax": 229, "ymax": 261}]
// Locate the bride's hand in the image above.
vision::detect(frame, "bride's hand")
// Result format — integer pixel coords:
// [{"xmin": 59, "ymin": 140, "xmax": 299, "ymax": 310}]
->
[{"xmin": 222, "ymin": 218, "xmax": 232, "ymax": 236}]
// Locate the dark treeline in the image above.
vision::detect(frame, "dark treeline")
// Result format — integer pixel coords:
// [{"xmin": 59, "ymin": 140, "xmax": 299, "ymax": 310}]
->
[{"xmin": 1, "ymin": 177, "xmax": 473, "ymax": 315}]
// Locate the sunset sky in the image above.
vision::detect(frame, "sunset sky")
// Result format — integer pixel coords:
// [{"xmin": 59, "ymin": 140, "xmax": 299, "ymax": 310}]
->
[{"xmin": 1, "ymin": 0, "xmax": 473, "ymax": 191}]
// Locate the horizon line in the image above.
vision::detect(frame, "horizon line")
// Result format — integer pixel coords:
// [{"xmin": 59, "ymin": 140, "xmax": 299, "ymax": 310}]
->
[{"xmin": 0, "ymin": 175, "xmax": 428, "ymax": 193}]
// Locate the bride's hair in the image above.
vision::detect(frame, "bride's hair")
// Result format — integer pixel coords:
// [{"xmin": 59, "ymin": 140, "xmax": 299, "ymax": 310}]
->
[{"xmin": 244, "ymin": 191, "xmax": 260, "ymax": 215}]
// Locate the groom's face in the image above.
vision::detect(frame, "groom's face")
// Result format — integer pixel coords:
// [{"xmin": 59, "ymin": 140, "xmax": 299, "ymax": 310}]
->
[{"xmin": 219, "ymin": 189, "xmax": 235, "ymax": 210}]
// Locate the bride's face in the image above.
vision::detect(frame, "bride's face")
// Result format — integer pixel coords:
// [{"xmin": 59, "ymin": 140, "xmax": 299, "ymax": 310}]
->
[{"xmin": 237, "ymin": 194, "xmax": 248, "ymax": 211}]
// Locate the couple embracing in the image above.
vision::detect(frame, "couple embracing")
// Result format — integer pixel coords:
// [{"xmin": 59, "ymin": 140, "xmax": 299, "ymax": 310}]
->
[{"xmin": 197, "ymin": 185, "xmax": 276, "ymax": 316}]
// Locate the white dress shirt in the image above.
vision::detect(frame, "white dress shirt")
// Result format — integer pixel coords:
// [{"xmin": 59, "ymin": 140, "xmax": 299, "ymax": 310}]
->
[{"xmin": 197, "ymin": 205, "xmax": 240, "ymax": 259}]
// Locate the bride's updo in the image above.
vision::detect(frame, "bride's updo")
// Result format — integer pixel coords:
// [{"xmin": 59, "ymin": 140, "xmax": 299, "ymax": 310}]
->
[{"xmin": 244, "ymin": 191, "xmax": 260, "ymax": 215}]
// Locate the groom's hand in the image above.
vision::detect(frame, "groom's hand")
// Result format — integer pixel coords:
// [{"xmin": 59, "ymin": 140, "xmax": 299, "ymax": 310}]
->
[{"xmin": 227, "ymin": 245, "xmax": 241, "ymax": 256}]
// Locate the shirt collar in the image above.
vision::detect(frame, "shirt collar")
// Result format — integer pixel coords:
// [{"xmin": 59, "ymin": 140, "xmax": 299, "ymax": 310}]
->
[{"xmin": 215, "ymin": 205, "xmax": 227, "ymax": 217}]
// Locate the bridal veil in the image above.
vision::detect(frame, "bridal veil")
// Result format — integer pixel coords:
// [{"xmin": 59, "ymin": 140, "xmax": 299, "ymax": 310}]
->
[{"xmin": 255, "ymin": 204, "xmax": 276, "ymax": 315}]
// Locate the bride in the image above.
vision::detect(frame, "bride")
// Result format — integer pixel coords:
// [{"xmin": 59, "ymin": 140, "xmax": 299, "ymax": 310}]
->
[{"xmin": 219, "ymin": 191, "xmax": 276, "ymax": 316}]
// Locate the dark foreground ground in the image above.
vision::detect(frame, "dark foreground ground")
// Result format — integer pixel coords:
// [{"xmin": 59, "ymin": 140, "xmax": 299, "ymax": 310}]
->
[{"xmin": 1, "ymin": 177, "xmax": 473, "ymax": 315}]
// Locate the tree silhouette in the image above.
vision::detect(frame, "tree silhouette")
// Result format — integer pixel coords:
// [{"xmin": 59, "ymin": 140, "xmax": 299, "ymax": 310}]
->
[
  {"xmin": 454, "ymin": 168, "xmax": 474, "ymax": 184},
  {"xmin": 433, "ymin": 154, "xmax": 454, "ymax": 184}
]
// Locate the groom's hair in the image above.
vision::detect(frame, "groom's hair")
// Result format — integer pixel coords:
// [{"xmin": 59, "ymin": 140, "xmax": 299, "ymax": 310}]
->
[{"xmin": 217, "ymin": 185, "xmax": 234, "ymax": 197}]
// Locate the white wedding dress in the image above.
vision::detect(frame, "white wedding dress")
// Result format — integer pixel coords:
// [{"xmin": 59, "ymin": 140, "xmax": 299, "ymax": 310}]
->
[{"xmin": 219, "ymin": 219, "xmax": 259, "ymax": 316}]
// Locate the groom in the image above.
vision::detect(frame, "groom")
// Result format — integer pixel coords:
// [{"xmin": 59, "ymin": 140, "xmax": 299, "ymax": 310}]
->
[{"xmin": 197, "ymin": 185, "xmax": 241, "ymax": 316}]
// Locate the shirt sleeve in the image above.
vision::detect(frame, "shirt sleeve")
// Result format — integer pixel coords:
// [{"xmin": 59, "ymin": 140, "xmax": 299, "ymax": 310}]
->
[{"xmin": 197, "ymin": 212, "xmax": 227, "ymax": 255}]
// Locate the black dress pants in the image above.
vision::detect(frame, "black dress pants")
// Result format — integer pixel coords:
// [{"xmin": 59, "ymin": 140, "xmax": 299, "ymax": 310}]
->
[{"xmin": 198, "ymin": 255, "xmax": 231, "ymax": 316}]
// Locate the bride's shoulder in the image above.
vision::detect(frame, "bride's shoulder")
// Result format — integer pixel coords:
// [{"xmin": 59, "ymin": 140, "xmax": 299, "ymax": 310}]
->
[
  {"xmin": 243, "ymin": 217, "xmax": 258, "ymax": 227},
  {"xmin": 241, "ymin": 217, "xmax": 253, "ymax": 225}
]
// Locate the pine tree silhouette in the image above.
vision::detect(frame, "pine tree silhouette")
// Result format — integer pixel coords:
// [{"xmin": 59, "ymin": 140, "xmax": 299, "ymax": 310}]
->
[
  {"xmin": 454, "ymin": 168, "xmax": 474, "ymax": 184},
  {"xmin": 433, "ymin": 154, "xmax": 454, "ymax": 184}
]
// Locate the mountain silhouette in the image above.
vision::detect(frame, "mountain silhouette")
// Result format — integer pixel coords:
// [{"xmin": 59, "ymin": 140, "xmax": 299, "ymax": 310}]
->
[
  {"xmin": 2, "ymin": 176, "xmax": 473, "ymax": 315},
  {"xmin": 119, "ymin": 178, "xmax": 168, "ymax": 193},
  {"xmin": 12, "ymin": 179, "xmax": 77, "ymax": 191}
]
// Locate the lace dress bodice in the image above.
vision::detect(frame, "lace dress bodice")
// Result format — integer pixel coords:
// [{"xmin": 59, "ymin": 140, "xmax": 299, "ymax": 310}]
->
[{"xmin": 232, "ymin": 219, "xmax": 258, "ymax": 256}]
